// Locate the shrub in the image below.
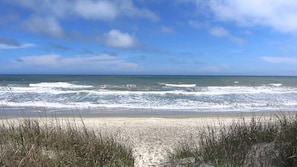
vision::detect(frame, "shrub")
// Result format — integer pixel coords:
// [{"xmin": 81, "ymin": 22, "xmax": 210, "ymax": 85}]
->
[
  {"xmin": 169, "ymin": 113, "xmax": 297, "ymax": 167},
  {"xmin": 0, "ymin": 118, "xmax": 134, "ymax": 167}
]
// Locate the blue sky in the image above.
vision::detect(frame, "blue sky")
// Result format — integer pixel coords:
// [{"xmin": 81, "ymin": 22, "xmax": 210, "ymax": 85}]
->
[{"xmin": 1, "ymin": 0, "xmax": 297, "ymax": 75}]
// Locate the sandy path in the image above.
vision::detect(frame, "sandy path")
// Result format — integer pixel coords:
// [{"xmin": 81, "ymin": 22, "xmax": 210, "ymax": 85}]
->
[{"xmin": 55, "ymin": 117, "xmax": 243, "ymax": 166}]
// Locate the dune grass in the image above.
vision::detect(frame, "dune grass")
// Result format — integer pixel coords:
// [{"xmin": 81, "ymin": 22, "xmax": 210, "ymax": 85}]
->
[
  {"xmin": 0, "ymin": 118, "xmax": 134, "ymax": 167},
  {"xmin": 169, "ymin": 113, "xmax": 297, "ymax": 167}
]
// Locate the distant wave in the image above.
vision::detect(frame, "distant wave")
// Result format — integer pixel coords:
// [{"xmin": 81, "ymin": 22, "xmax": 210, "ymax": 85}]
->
[
  {"xmin": 29, "ymin": 82, "xmax": 93, "ymax": 89},
  {"xmin": 163, "ymin": 83, "xmax": 196, "ymax": 88},
  {"xmin": 269, "ymin": 83, "xmax": 282, "ymax": 87}
]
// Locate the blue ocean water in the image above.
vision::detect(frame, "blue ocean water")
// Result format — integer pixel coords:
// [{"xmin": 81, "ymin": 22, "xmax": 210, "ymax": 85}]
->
[{"xmin": 1, "ymin": 75, "xmax": 297, "ymax": 114}]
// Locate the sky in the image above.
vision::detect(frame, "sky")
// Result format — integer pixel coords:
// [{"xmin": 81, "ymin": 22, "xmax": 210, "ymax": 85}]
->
[{"xmin": 1, "ymin": 0, "xmax": 297, "ymax": 75}]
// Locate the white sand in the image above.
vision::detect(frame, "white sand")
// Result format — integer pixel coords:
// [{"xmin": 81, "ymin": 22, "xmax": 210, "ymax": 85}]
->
[{"xmin": 5, "ymin": 115, "xmax": 275, "ymax": 167}]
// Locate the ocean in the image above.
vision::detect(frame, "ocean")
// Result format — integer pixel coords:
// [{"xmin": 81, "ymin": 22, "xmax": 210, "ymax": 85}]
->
[{"xmin": 1, "ymin": 75, "xmax": 297, "ymax": 115}]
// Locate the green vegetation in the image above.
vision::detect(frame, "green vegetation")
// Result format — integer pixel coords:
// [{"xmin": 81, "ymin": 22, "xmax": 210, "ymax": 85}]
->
[
  {"xmin": 0, "ymin": 118, "xmax": 134, "ymax": 167},
  {"xmin": 169, "ymin": 114, "xmax": 297, "ymax": 167}
]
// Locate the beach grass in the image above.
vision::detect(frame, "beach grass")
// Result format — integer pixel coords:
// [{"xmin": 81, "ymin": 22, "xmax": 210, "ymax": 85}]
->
[
  {"xmin": 169, "ymin": 113, "xmax": 297, "ymax": 166},
  {"xmin": 0, "ymin": 118, "xmax": 134, "ymax": 167}
]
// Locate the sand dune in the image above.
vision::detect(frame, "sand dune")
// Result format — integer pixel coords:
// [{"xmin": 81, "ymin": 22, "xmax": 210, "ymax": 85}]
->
[{"xmin": 5, "ymin": 114, "xmax": 274, "ymax": 167}]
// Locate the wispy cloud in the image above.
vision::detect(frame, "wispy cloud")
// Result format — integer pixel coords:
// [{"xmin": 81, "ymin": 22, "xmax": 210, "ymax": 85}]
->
[
  {"xmin": 0, "ymin": 36, "xmax": 20, "ymax": 46},
  {"xmin": 209, "ymin": 26, "xmax": 244, "ymax": 44},
  {"xmin": 198, "ymin": 65, "xmax": 221, "ymax": 73},
  {"xmin": 16, "ymin": 54, "xmax": 60, "ymax": 65},
  {"xmin": 0, "ymin": 36, "xmax": 34, "ymax": 50},
  {"xmin": 261, "ymin": 56, "xmax": 297, "ymax": 64},
  {"xmin": 0, "ymin": 43, "xmax": 34, "ymax": 50},
  {"xmin": 188, "ymin": 20, "xmax": 208, "ymax": 29},
  {"xmin": 13, "ymin": 53, "xmax": 138, "ymax": 73},
  {"xmin": 189, "ymin": 20, "xmax": 244, "ymax": 44},
  {"xmin": 161, "ymin": 26, "xmax": 174, "ymax": 33},
  {"xmin": 209, "ymin": 26, "xmax": 229, "ymax": 37},
  {"xmin": 49, "ymin": 43, "xmax": 71, "ymax": 51}
]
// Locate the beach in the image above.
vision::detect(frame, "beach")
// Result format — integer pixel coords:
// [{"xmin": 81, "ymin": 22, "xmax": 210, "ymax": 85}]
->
[{"xmin": 3, "ymin": 112, "xmax": 277, "ymax": 167}]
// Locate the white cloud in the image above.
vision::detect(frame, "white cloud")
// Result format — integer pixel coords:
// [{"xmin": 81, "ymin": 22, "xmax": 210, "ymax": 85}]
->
[
  {"xmin": 74, "ymin": 1, "xmax": 117, "ymax": 20},
  {"xmin": 104, "ymin": 29, "xmax": 137, "ymax": 48},
  {"xmin": 261, "ymin": 56, "xmax": 297, "ymax": 64},
  {"xmin": 24, "ymin": 16, "xmax": 64, "ymax": 37},
  {"xmin": 207, "ymin": 0, "xmax": 297, "ymax": 33},
  {"xmin": 14, "ymin": 54, "xmax": 138, "ymax": 72}
]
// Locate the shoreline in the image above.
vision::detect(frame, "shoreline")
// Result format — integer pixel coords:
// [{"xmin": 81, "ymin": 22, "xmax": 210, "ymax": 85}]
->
[{"xmin": 1, "ymin": 107, "xmax": 295, "ymax": 119}]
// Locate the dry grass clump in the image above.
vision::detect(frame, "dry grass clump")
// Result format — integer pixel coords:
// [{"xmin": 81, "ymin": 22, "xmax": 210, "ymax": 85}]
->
[
  {"xmin": 0, "ymin": 118, "xmax": 134, "ymax": 167},
  {"xmin": 170, "ymin": 114, "xmax": 297, "ymax": 167}
]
